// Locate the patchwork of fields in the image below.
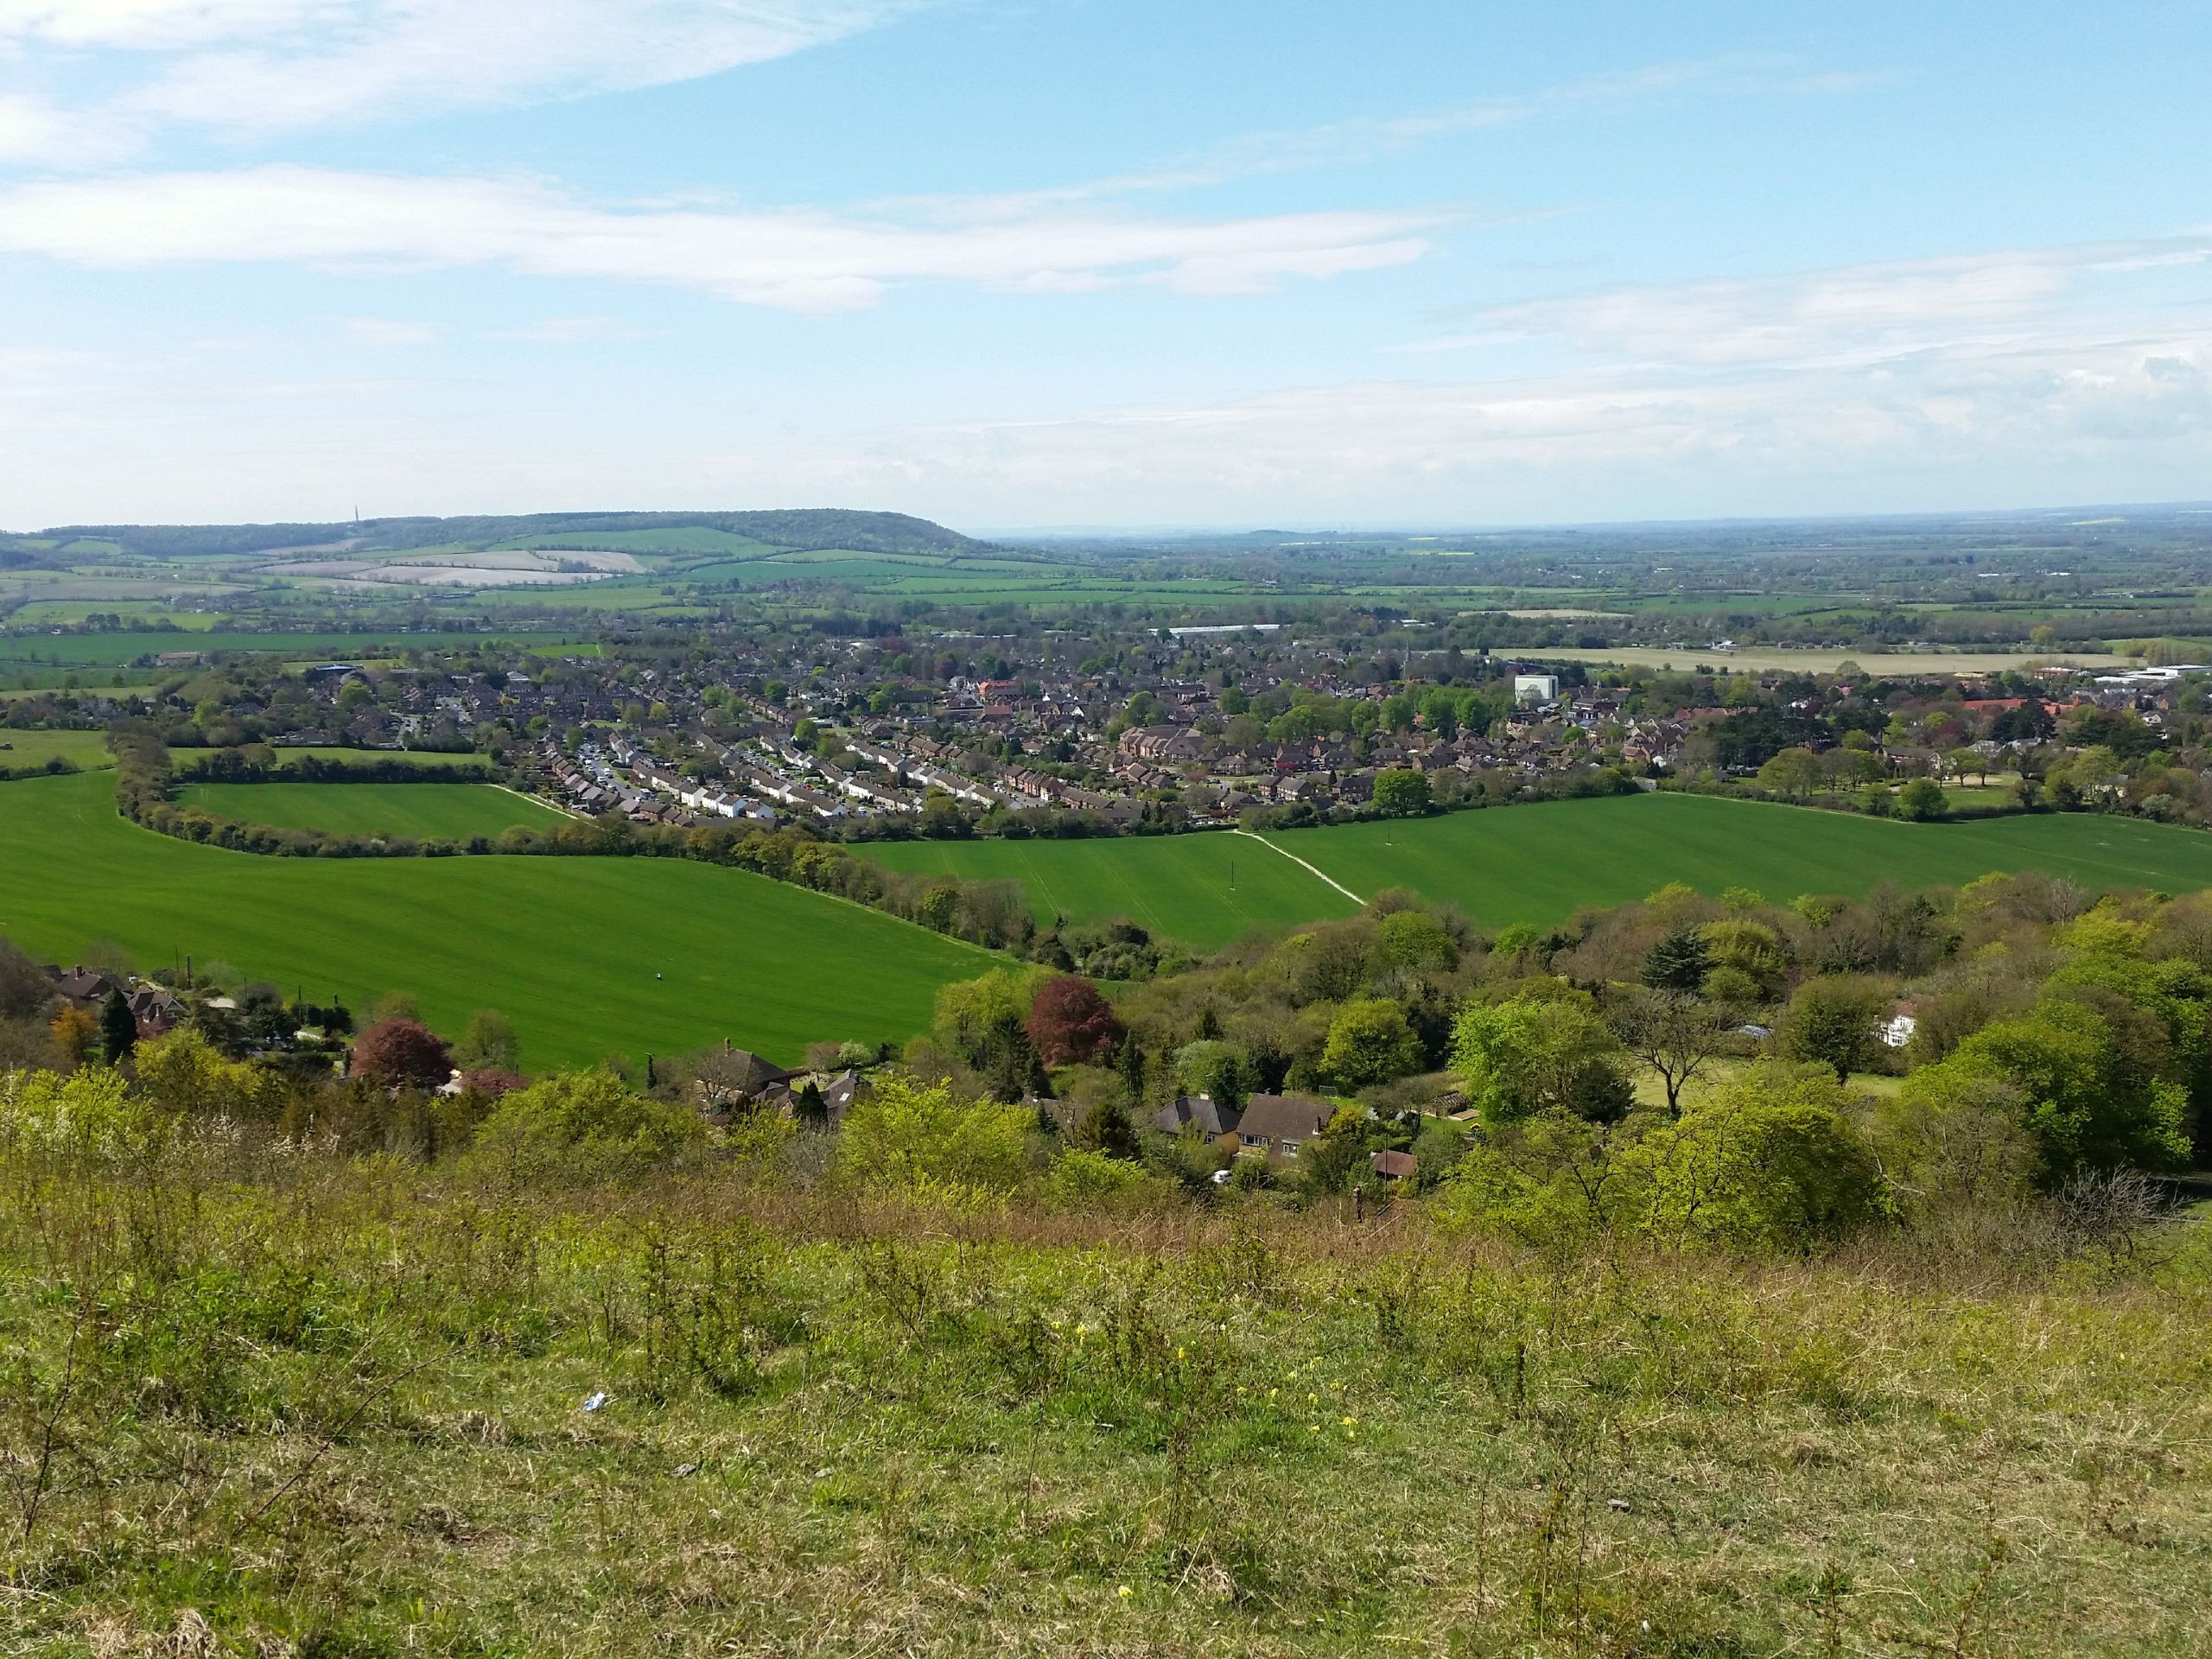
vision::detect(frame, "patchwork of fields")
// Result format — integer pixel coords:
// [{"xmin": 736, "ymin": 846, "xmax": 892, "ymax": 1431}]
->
[
  {"xmin": 13, "ymin": 760, "xmax": 2212, "ymax": 1061},
  {"xmin": 865, "ymin": 795, "xmax": 2212, "ymax": 948},
  {"xmin": 0, "ymin": 772, "xmax": 994, "ymax": 1066},
  {"xmin": 174, "ymin": 781, "xmax": 569, "ymax": 840}
]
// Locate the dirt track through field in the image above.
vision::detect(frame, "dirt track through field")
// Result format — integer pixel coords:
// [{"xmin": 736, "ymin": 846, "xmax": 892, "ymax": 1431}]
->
[{"xmin": 1236, "ymin": 829, "xmax": 1363, "ymax": 905}]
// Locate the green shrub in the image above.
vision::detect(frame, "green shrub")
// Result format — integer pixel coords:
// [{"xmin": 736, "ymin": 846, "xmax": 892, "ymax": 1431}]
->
[
  {"xmin": 471, "ymin": 1067, "xmax": 702, "ymax": 1181},
  {"xmin": 0, "ymin": 1065, "xmax": 164, "ymax": 1160},
  {"xmin": 1908, "ymin": 998, "xmax": 2190, "ymax": 1185},
  {"xmin": 1623, "ymin": 1063, "xmax": 1885, "ymax": 1252},
  {"xmin": 134, "ymin": 1027, "xmax": 289, "ymax": 1122},
  {"xmin": 1868, "ymin": 1065, "xmax": 2038, "ymax": 1221},
  {"xmin": 1896, "ymin": 777, "xmax": 1948, "ymax": 820},
  {"xmin": 1321, "ymin": 997, "xmax": 1423, "ymax": 1090},
  {"xmin": 1045, "ymin": 1147, "xmax": 1166, "ymax": 1208},
  {"xmin": 836, "ymin": 1072, "xmax": 1033, "ymax": 1192},
  {"xmin": 1432, "ymin": 1109, "xmax": 1633, "ymax": 1249},
  {"xmin": 1452, "ymin": 991, "xmax": 1632, "ymax": 1125}
]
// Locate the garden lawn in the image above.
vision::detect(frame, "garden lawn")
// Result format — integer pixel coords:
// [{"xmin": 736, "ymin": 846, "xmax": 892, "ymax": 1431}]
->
[
  {"xmin": 175, "ymin": 780, "xmax": 568, "ymax": 840},
  {"xmin": 863, "ymin": 795, "xmax": 2212, "ymax": 947},
  {"xmin": 0, "ymin": 770, "xmax": 994, "ymax": 1066},
  {"xmin": 861, "ymin": 830, "xmax": 1357, "ymax": 946}
]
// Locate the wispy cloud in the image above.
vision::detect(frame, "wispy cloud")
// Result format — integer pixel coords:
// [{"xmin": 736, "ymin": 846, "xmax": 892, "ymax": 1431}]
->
[
  {"xmin": 0, "ymin": 164, "xmax": 1442, "ymax": 308},
  {"xmin": 0, "ymin": 0, "xmax": 924, "ymax": 159},
  {"xmin": 1401, "ymin": 237, "xmax": 2212, "ymax": 371},
  {"xmin": 8, "ymin": 276, "xmax": 2208, "ymax": 526},
  {"xmin": 882, "ymin": 54, "xmax": 1887, "ymax": 219},
  {"xmin": 830, "ymin": 236, "xmax": 2212, "ymax": 519},
  {"xmin": 813, "ymin": 326, "xmax": 2212, "ymax": 521}
]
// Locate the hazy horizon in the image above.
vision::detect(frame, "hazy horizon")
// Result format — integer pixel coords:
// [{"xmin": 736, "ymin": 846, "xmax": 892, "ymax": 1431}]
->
[{"xmin": 17, "ymin": 499, "xmax": 2212, "ymax": 544}]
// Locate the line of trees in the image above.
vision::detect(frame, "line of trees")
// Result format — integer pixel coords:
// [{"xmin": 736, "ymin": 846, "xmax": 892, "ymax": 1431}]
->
[{"xmin": 175, "ymin": 749, "xmax": 493, "ymax": 785}]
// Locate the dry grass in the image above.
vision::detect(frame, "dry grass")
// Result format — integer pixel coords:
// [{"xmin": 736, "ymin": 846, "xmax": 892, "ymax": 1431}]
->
[{"xmin": 2, "ymin": 1136, "xmax": 2208, "ymax": 1656}]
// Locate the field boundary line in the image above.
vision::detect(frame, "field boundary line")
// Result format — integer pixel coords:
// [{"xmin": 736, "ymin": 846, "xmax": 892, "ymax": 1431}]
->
[
  {"xmin": 491, "ymin": 782, "xmax": 588, "ymax": 822},
  {"xmin": 1234, "ymin": 830, "xmax": 1363, "ymax": 906}
]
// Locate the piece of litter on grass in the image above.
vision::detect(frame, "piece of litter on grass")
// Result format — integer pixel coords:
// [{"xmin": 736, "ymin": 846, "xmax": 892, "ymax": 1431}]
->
[
  {"xmin": 814, "ymin": 1467, "xmax": 832, "ymax": 1478},
  {"xmin": 1609, "ymin": 1498, "xmax": 1630, "ymax": 1512},
  {"xmin": 673, "ymin": 1462, "xmax": 700, "ymax": 1478},
  {"xmin": 581, "ymin": 1391, "xmax": 608, "ymax": 1413}
]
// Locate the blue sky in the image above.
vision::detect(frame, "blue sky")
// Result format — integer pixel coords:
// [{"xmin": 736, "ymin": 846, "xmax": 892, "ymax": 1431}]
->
[{"xmin": 3, "ymin": 0, "xmax": 2209, "ymax": 530}]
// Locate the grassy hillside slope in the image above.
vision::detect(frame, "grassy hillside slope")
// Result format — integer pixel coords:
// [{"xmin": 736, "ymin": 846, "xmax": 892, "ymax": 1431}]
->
[
  {"xmin": 175, "ymin": 781, "xmax": 569, "ymax": 840},
  {"xmin": 4, "ymin": 1169, "xmax": 2205, "ymax": 1656},
  {"xmin": 0, "ymin": 772, "xmax": 992, "ymax": 1065},
  {"xmin": 863, "ymin": 795, "xmax": 2212, "ymax": 947}
]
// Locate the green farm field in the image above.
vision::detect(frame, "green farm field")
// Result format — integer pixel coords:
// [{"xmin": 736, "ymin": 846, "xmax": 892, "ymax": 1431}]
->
[
  {"xmin": 865, "ymin": 830, "xmax": 1361, "ymax": 945},
  {"xmin": 0, "ymin": 728, "xmax": 111, "ymax": 769},
  {"xmin": 864, "ymin": 795, "xmax": 2212, "ymax": 948},
  {"xmin": 0, "ymin": 771, "xmax": 995, "ymax": 1066},
  {"xmin": 174, "ymin": 781, "xmax": 569, "ymax": 840}
]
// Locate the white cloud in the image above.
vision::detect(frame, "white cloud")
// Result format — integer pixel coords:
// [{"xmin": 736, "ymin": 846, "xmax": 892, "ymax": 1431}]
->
[
  {"xmin": 801, "ymin": 327, "xmax": 2212, "ymax": 521},
  {"xmin": 486, "ymin": 315, "xmax": 654, "ymax": 343},
  {"xmin": 0, "ymin": 2, "xmax": 341, "ymax": 49},
  {"xmin": 0, "ymin": 164, "xmax": 1440, "ymax": 308},
  {"xmin": 1407, "ymin": 237, "xmax": 2212, "ymax": 372},
  {"xmin": 0, "ymin": 0, "xmax": 918, "ymax": 156},
  {"xmin": 7, "ymin": 231, "xmax": 2207, "ymax": 528},
  {"xmin": 0, "ymin": 92, "xmax": 137, "ymax": 165},
  {"xmin": 339, "ymin": 315, "xmax": 442, "ymax": 344}
]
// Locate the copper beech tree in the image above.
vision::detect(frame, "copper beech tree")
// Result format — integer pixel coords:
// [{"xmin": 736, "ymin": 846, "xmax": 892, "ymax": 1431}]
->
[
  {"xmin": 1024, "ymin": 975, "xmax": 1125, "ymax": 1068},
  {"xmin": 349, "ymin": 1018, "xmax": 454, "ymax": 1089}
]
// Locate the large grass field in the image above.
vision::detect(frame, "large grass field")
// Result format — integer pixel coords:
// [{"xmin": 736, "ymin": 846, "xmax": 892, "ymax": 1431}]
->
[
  {"xmin": 175, "ymin": 781, "xmax": 569, "ymax": 840},
  {"xmin": 866, "ymin": 830, "xmax": 1361, "ymax": 944},
  {"xmin": 864, "ymin": 795, "xmax": 2212, "ymax": 948},
  {"xmin": 0, "ymin": 771, "xmax": 995, "ymax": 1066},
  {"xmin": 0, "ymin": 728, "xmax": 111, "ymax": 769}
]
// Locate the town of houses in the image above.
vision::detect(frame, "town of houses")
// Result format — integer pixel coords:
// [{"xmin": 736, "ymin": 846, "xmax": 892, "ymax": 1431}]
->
[{"xmin": 39, "ymin": 619, "xmax": 2207, "ymax": 840}]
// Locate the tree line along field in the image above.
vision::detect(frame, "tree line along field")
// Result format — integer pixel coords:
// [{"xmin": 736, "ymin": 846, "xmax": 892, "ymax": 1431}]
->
[
  {"xmin": 0, "ymin": 770, "xmax": 995, "ymax": 1067},
  {"xmin": 0, "ymin": 628, "xmax": 590, "ymax": 673},
  {"xmin": 246, "ymin": 745, "xmax": 493, "ymax": 769},
  {"xmin": 862, "ymin": 794, "xmax": 2212, "ymax": 950},
  {"xmin": 1514, "ymin": 645, "xmax": 2128, "ymax": 675},
  {"xmin": 173, "ymin": 780, "xmax": 570, "ymax": 841}
]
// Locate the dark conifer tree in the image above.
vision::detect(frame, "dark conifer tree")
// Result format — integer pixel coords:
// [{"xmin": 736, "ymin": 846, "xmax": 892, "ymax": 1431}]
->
[{"xmin": 100, "ymin": 988, "xmax": 137, "ymax": 1065}]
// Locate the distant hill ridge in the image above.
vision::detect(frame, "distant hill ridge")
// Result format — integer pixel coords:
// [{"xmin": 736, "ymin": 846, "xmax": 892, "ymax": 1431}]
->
[{"xmin": 29, "ymin": 509, "xmax": 983, "ymax": 560}]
